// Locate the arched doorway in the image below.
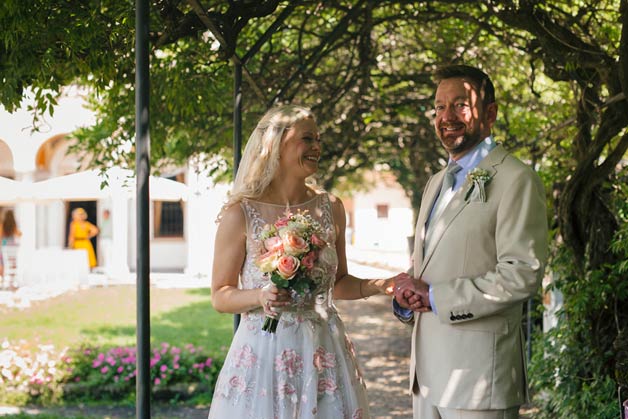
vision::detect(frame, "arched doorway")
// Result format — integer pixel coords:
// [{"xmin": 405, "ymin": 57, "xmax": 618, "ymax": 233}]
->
[{"xmin": 0, "ymin": 139, "xmax": 15, "ymax": 179}]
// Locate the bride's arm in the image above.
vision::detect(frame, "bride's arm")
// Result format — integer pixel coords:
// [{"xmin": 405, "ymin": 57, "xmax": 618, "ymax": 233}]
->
[
  {"xmin": 211, "ymin": 204, "xmax": 283, "ymax": 314},
  {"xmin": 329, "ymin": 195, "xmax": 395, "ymax": 300}
]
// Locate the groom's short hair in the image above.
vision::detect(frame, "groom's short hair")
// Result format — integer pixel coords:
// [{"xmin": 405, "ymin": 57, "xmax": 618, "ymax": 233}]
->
[{"xmin": 433, "ymin": 65, "xmax": 496, "ymax": 106}]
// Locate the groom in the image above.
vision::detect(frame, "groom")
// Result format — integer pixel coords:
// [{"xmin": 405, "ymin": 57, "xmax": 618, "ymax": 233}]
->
[{"xmin": 393, "ymin": 65, "xmax": 548, "ymax": 419}]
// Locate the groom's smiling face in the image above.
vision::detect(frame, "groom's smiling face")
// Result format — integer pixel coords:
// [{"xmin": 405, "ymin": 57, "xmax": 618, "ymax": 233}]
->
[{"xmin": 433, "ymin": 77, "xmax": 497, "ymax": 159}]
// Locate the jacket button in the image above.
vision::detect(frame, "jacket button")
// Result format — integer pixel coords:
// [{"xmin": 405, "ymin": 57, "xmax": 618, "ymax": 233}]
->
[
  {"xmin": 450, "ymin": 315, "xmax": 455, "ymax": 321},
  {"xmin": 468, "ymin": 313, "xmax": 474, "ymax": 319},
  {"xmin": 455, "ymin": 315, "xmax": 462, "ymax": 321}
]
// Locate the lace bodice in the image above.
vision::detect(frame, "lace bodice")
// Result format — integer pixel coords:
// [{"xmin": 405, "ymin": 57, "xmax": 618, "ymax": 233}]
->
[{"xmin": 240, "ymin": 192, "xmax": 338, "ymax": 299}]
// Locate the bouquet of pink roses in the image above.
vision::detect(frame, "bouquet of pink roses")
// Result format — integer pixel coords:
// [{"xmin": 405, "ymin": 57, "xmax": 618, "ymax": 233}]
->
[{"xmin": 255, "ymin": 209, "xmax": 329, "ymax": 333}]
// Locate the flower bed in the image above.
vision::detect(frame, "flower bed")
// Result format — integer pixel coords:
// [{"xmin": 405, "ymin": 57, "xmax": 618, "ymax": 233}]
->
[{"xmin": 0, "ymin": 339, "xmax": 223, "ymax": 405}]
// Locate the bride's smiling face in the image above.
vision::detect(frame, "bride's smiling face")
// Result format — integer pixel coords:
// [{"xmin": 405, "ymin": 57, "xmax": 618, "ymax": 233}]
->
[{"xmin": 279, "ymin": 117, "xmax": 321, "ymax": 177}]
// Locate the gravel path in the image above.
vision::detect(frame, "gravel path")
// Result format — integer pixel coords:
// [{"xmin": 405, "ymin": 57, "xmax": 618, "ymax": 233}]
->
[{"xmin": 336, "ymin": 293, "xmax": 413, "ymax": 418}]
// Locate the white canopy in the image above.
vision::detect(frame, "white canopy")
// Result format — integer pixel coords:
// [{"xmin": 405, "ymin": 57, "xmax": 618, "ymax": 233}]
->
[
  {"xmin": 0, "ymin": 176, "xmax": 35, "ymax": 204},
  {"xmin": 30, "ymin": 168, "xmax": 189, "ymax": 202}
]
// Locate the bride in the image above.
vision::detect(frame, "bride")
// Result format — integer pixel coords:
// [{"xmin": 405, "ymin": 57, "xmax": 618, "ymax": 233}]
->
[{"xmin": 207, "ymin": 105, "xmax": 402, "ymax": 419}]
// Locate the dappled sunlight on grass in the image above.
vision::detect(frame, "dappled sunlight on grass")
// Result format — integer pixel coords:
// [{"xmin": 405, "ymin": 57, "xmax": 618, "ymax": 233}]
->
[{"xmin": 0, "ymin": 286, "xmax": 233, "ymax": 354}]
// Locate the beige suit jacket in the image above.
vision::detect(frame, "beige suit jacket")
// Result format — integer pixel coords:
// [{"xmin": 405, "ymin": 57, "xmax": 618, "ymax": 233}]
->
[{"xmin": 408, "ymin": 145, "xmax": 548, "ymax": 410}]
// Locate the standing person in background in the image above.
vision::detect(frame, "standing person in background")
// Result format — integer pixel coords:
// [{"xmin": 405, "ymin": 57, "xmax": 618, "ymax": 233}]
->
[
  {"xmin": 68, "ymin": 207, "xmax": 99, "ymax": 269},
  {"xmin": 0, "ymin": 209, "xmax": 22, "ymax": 278},
  {"xmin": 393, "ymin": 64, "xmax": 548, "ymax": 419}
]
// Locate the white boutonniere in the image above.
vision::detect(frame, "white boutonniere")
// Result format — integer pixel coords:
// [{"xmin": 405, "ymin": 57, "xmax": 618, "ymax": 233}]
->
[{"xmin": 464, "ymin": 168, "xmax": 492, "ymax": 202}]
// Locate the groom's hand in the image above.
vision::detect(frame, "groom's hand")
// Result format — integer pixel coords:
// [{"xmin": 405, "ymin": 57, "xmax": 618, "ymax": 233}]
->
[
  {"xmin": 407, "ymin": 278, "xmax": 431, "ymax": 312},
  {"xmin": 392, "ymin": 273, "xmax": 417, "ymax": 309}
]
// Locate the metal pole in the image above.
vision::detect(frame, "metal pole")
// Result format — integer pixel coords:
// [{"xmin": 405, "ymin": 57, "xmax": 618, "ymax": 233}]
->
[
  {"xmin": 135, "ymin": 0, "xmax": 151, "ymax": 417},
  {"xmin": 233, "ymin": 61, "xmax": 243, "ymax": 332}
]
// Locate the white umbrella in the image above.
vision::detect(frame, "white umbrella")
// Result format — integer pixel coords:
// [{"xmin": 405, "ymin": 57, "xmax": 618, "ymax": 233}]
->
[
  {"xmin": 31, "ymin": 168, "xmax": 189, "ymax": 202},
  {"xmin": 31, "ymin": 170, "xmax": 110, "ymax": 201}
]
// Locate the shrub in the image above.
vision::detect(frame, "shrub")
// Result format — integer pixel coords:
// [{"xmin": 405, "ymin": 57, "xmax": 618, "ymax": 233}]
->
[
  {"xmin": 0, "ymin": 340, "xmax": 223, "ymax": 405},
  {"xmin": 529, "ymin": 186, "xmax": 628, "ymax": 418},
  {"xmin": 60, "ymin": 342, "xmax": 222, "ymax": 403},
  {"xmin": 0, "ymin": 340, "xmax": 65, "ymax": 405}
]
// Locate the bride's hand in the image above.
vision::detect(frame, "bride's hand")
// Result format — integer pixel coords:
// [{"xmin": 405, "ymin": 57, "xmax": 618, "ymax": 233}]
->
[
  {"xmin": 382, "ymin": 272, "xmax": 413, "ymax": 296},
  {"xmin": 382, "ymin": 277, "xmax": 396, "ymax": 296},
  {"xmin": 259, "ymin": 283, "xmax": 291, "ymax": 315}
]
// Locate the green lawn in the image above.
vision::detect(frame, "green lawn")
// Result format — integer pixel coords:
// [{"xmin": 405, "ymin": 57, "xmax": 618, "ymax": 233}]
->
[{"xmin": 0, "ymin": 286, "xmax": 233, "ymax": 354}]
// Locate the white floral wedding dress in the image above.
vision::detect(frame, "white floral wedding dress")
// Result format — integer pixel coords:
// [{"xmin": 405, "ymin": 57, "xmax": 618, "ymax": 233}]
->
[{"xmin": 208, "ymin": 193, "xmax": 370, "ymax": 419}]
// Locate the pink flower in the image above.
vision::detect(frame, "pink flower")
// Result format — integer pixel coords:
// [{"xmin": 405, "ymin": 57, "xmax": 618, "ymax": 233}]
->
[
  {"xmin": 100, "ymin": 366, "xmax": 109, "ymax": 374},
  {"xmin": 281, "ymin": 230, "xmax": 309, "ymax": 255},
  {"xmin": 311, "ymin": 233, "xmax": 326, "ymax": 247},
  {"xmin": 264, "ymin": 236, "xmax": 283, "ymax": 252},
  {"xmin": 301, "ymin": 251, "xmax": 317, "ymax": 270},
  {"xmin": 228, "ymin": 375, "xmax": 246, "ymax": 393},
  {"xmin": 313, "ymin": 346, "xmax": 336, "ymax": 372},
  {"xmin": 274, "ymin": 349, "xmax": 303, "ymax": 377},
  {"xmin": 277, "ymin": 255, "xmax": 300, "ymax": 279},
  {"xmin": 154, "ymin": 378, "xmax": 161, "ymax": 385},
  {"xmin": 317, "ymin": 378, "xmax": 338, "ymax": 395},
  {"xmin": 274, "ymin": 216, "xmax": 290, "ymax": 228},
  {"xmin": 277, "ymin": 383, "xmax": 297, "ymax": 400},
  {"xmin": 233, "ymin": 344, "xmax": 257, "ymax": 369}
]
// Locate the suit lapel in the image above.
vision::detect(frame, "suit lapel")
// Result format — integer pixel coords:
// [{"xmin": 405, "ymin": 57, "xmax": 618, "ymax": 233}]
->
[
  {"xmin": 414, "ymin": 171, "xmax": 445, "ymax": 269},
  {"xmin": 418, "ymin": 145, "xmax": 508, "ymax": 277},
  {"xmin": 420, "ymin": 184, "xmax": 469, "ymax": 273}
]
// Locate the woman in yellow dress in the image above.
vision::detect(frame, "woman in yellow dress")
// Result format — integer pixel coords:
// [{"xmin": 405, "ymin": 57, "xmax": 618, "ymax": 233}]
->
[{"xmin": 68, "ymin": 207, "xmax": 99, "ymax": 268}]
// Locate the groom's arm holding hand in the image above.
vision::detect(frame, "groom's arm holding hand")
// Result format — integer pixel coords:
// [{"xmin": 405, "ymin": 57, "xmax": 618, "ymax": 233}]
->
[{"xmin": 392, "ymin": 273, "xmax": 432, "ymax": 325}]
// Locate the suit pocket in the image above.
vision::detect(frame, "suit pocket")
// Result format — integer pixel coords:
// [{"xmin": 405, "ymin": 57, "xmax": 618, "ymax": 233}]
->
[
  {"xmin": 452, "ymin": 315, "xmax": 509, "ymax": 335},
  {"xmin": 461, "ymin": 205, "xmax": 497, "ymax": 275}
]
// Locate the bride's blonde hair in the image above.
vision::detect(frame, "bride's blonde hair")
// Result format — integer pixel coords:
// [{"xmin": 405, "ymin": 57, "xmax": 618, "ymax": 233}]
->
[{"xmin": 219, "ymin": 104, "xmax": 316, "ymax": 218}]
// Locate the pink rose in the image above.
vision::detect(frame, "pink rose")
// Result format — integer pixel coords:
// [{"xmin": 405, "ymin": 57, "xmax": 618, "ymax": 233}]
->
[
  {"xmin": 277, "ymin": 383, "xmax": 297, "ymax": 400},
  {"xmin": 301, "ymin": 251, "xmax": 317, "ymax": 270},
  {"xmin": 233, "ymin": 344, "xmax": 257, "ymax": 368},
  {"xmin": 311, "ymin": 233, "xmax": 326, "ymax": 247},
  {"xmin": 277, "ymin": 255, "xmax": 300, "ymax": 279},
  {"xmin": 228, "ymin": 375, "xmax": 246, "ymax": 392},
  {"xmin": 275, "ymin": 349, "xmax": 303, "ymax": 377},
  {"xmin": 282, "ymin": 230, "xmax": 309, "ymax": 255},
  {"xmin": 317, "ymin": 378, "xmax": 338, "ymax": 395},
  {"xmin": 274, "ymin": 217, "xmax": 290, "ymax": 228},
  {"xmin": 313, "ymin": 346, "xmax": 336, "ymax": 372},
  {"xmin": 264, "ymin": 236, "xmax": 283, "ymax": 252}
]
